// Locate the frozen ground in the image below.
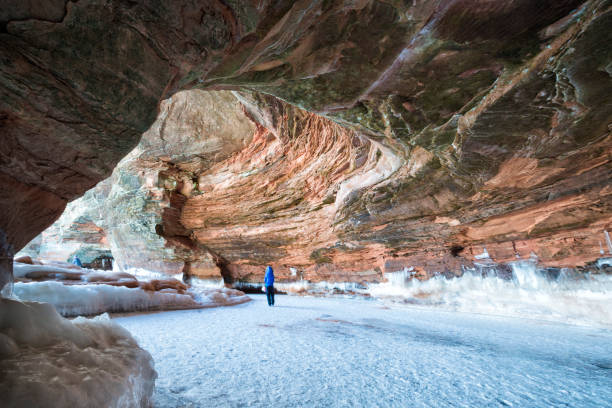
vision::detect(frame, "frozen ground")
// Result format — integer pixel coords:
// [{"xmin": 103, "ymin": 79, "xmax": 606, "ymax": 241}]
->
[{"xmin": 115, "ymin": 295, "xmax": 612, "ymax": 408}]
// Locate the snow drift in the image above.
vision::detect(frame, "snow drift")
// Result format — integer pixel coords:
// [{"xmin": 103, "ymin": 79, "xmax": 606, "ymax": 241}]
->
[{"xmin": 0, "ymin": 297, "xmax": 156, "ymax": 407}]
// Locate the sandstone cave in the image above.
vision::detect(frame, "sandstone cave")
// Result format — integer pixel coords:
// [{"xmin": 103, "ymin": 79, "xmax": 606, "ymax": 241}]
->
[{"xmin": 1, "ymin": 1, "xmax": 611, "ymax": 407}]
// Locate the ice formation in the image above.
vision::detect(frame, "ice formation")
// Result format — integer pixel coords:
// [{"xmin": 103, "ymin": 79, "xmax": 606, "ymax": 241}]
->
[
  {"xmin": 14, "ymin": 262, "xmax": 91, "ymax": 280},
  {"xmin": 0, "ymin": 298, "xmax": 156, "ymax": 407},
  {"xmin": 237, "ymin": 259, "xmax": 611, "ymax": 327},
  {"xmin": 190, "ymin": 287, "xmax": 251, "ymax": 308},
  {"xmin": 13, "ymin": 262, "xmax": 250, "ymax": 316},
  {"xmin": 236, "ymin": 279, "xmax": 368, "ymax": 296},
  {"xmin": 370, "ymin": 261, "xmax": 612, "ymax": 327},
  {"xmin": 473, "ymin": 247, "xmax": 490, "ymax": 260},
  {"xmin": 13, "ymin": 281, "xmax": 200, "ymax": 317}
]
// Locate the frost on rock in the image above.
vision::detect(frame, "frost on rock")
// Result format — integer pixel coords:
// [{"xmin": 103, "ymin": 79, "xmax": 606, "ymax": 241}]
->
[
  {"xmin": 0, "ymin": 298, "xmax": 156, "ymax": 408},
  {"xmin": 191, "ymin": 287, "xmax": 251, "ymax": 308}
]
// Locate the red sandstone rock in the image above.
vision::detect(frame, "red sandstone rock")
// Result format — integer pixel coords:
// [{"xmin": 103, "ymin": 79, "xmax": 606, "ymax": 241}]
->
[
  {"xmin": 139, "ymin": 279, "xmax": 188, "ymax": 295},
  {"xmin": 2, "ymin": 1, "xmax": 611, "ymax": 289},
  {"xmin": 14, "ymin": 256, "xmax": 33, "ymax": 265}
]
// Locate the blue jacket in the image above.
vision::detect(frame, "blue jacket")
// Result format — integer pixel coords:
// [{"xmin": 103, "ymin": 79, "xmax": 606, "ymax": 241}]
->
[
  {"xmin": 264, "ymin": 266, "xmax": 274, "ymax": 286},
  {"xmin": 72, "ymin": 257, "xmax": 82, "ymax": 267}
]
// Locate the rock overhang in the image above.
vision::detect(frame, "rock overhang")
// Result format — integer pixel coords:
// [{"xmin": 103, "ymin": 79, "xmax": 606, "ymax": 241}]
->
[{"xmin": 1, "ymin": 0, "xmax": 611, "ymax": 287}]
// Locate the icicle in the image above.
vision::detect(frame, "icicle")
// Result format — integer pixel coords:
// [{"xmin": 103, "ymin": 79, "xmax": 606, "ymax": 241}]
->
[
  {"xmin": 369, "ymin": 260, "xmax": 612, "ymax": 326},
  {"xmin": 0, "ymin": 270, "xmax": 13, "ymax": 298},
  {"xmin": 474, "ymin": 247, "xmax": 490, "ymax": 260},
  {"xmin": 604, "ymin": 230, "xmax": 612, "ymax": 255}
]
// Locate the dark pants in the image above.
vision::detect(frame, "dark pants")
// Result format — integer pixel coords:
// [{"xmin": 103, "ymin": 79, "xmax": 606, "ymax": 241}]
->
[{"xmin": 266, "ymin": 286, "xmax": 275, "ymax": 306}]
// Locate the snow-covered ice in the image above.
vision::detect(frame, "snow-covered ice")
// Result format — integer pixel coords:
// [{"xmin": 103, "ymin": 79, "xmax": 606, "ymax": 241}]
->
[
  {"xmin": 115, "ymin": 295, "xmax": 612, "ymax": 408},
  {"xmin": 13, "ymin": 262, "xmax": 250, "ymax": 316},
  {"xmin": 13, "ymin": 262, "xmax": 83, "ymax": 279},
  {"xmin": 13, "ymin": 281, "xmax": 199, "ymax": 316},
  {"xmin": 13, "ymin": 281, "xmax": 250, "ymax": 316},
  {"xmin": 0, "ymin": 298, "xmax": 156, "ymax": 407}
]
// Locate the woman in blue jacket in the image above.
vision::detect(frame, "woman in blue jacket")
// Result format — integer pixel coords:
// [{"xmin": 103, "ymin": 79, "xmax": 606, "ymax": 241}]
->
[{"xmin": 264, "ymin": 266, "xmax": 275, "ymax": 306}]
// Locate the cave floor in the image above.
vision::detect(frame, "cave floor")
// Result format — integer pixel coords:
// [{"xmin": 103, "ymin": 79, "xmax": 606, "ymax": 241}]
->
[{"xmin": 115, "ymin": 295, "xmax": 612, "ymax": 408}]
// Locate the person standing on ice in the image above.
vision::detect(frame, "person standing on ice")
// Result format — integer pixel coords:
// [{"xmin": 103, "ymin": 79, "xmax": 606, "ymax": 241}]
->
[
  {"xmin": 264, "ymin": 265, "xmax": 275, "ymax": 306},
  {"xmin": 72, "ymin": 256, "xmax": 82, "ymax": 267}
]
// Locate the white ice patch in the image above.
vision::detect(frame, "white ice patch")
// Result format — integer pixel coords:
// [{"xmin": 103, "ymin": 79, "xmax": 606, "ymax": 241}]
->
[
  {"xmin": 188, "ymin": 276, "xmax": 225, "ymax": 289},
  {"xmin": 274, "ymin": 280, "xmax": 310, "ymax": 293},
  {"xmin": 370, "ymin": 263, "xmax": 612, "ymax": 327},
  {"xmin": 13, "ymin": 281, "xmax": 199, "ymax": 317},
  {"xmin": 274, "ymin": 279, "xmax": 368, "ymax": 295},
  {"xmin": 0, "ymin": 298, "xmax": 156, "ymax": 408},
  {"xmin": 13, "ymin": 262, "xmax": 82, "ymax": 279},
  {"xmin": 115, "ymin": 267, "xmax": 249, "ymax": 307},
  {"xmin": 13, "ymin": 263, "xmax": 249, "ymax": 316},
  {"xmin": 474, "ymin": 247, "xmax": 490, "ymax": 260},
  {"xmin": 597, "ymin": 257, "xmax": 612, "ymax": 268},
  {"xmin": 118, "ymin": 266, "xmax": 182, "ymax": 282}
]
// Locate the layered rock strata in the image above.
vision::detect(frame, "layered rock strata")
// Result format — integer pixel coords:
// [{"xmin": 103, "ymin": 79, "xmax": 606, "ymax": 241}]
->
[
  {"xmin": 0, "ymin": 0, "xmax": 268, "ymax": 287},
  {"xmin": 105, "ymin": 90, "xmax": 256, "ymax": 278},
  {"xmin": 19, "ymin": 90, "xmax": 256, "ymax": 279},
  {"xmin": 2, "ymin": 0, "xmax": 611, "ymax": 288},
  {"xmin": 27, "ymin": 87, "xmax": 611, "ymax": 286}
]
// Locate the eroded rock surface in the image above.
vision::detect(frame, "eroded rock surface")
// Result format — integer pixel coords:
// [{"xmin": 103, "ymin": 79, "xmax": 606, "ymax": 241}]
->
[
  {"xmin": 0, "ymin": 0, "xmax": 266, "ymax": 284},
  {"xmin": 2, "ymin": 0, "xmax": 612, "ymax": 287},
  {"xmin": 105, "ymin": 90, "xmax": 256, "ymax": 278}
]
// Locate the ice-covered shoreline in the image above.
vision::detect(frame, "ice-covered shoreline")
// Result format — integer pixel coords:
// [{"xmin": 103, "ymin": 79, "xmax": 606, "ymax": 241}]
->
[
  {"xmin": 3, "ymin": 257, "xmax": 610, "ymax": 407},
  {"xmin": 116, "ymin": 295, "xmax": 612, "ymax": 408},
  {"xmin": 13, "ymin": 281, "xmax": 249, "ymax": 316},
  {"xmin": 11, "ymin": 261, "xmax": 250, "ymax": 317},
  {"xmin": 240, "ymin": 260, "xmax": 612, "ymax": 328},
  {"xmin": 10, "ymin": 257, "xmax": 612, "ymax": 327},
  {"xmin": 369, "ymin": 261, "xmax": 612, "ymax": 327}
]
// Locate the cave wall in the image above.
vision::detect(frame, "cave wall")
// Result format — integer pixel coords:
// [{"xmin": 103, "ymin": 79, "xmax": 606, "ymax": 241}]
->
[
  {"xmin": 104, "ymin": 90, "xmax": 256, "ymax": 277},
  {"xmin": 26, "ymin": 87, "xmax": 611, "ymax": 285},
  {"xmin": 2, "ymin": 0, "xmax": 611, "ymax": 288},
  {"xmin": 0, "ymin": 0, "xmax": 268, "ymax": 286}
]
